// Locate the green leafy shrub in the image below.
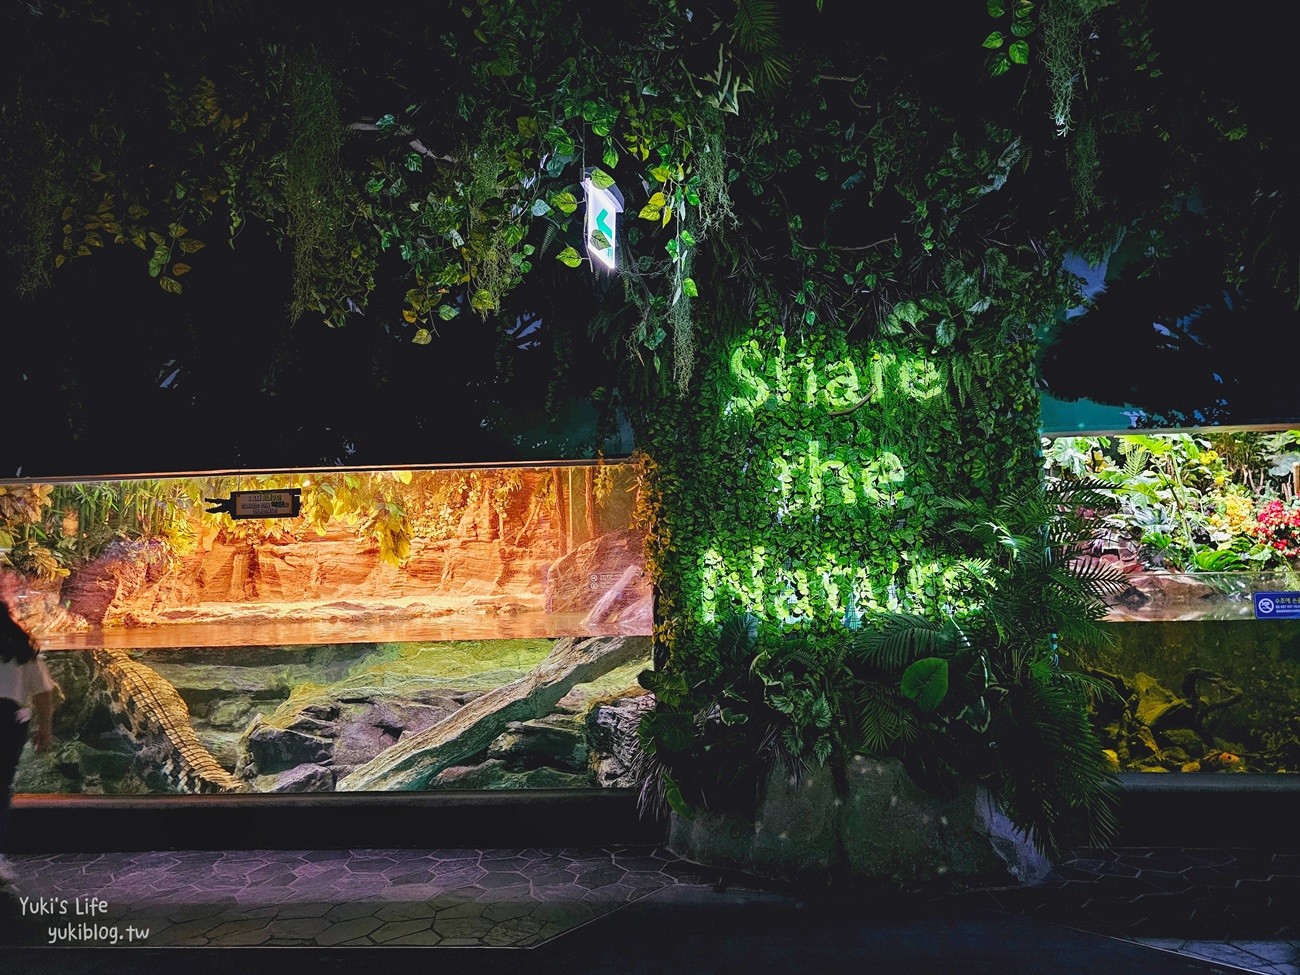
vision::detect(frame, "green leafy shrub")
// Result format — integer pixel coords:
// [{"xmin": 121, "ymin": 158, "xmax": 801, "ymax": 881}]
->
[{"xmin": 638, "ymin": 480, "xmax": 1128, "ymax": 858}]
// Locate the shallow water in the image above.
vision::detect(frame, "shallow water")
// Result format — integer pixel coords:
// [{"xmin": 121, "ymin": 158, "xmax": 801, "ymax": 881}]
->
[
  {"xmin": 35, "ymin": 610, "xmax": 634, "ymax": 652},
  {"xmin": 1103, "ymin": 570, "xmax": 1300, "ymax": 622}
]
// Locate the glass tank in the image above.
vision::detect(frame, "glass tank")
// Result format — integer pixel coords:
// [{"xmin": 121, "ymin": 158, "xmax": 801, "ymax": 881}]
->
[
  {"xmin": 1043, "ymin": 430, "xmax": 1300, "ymax": 775},
  {"xmin": 0, "ymin": 463, "xmax": 652, "ymax": 795}
]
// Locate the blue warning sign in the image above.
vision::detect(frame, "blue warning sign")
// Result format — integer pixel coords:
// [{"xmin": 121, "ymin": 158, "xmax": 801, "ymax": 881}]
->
[{"xmin": 1253, "ymin": 591, "xmax": 1300, "ymax": 619}]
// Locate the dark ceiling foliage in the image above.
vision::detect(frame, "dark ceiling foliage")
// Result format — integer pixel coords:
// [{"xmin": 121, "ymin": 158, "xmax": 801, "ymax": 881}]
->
[{"xmin": 2, "ymin": 1, "xmax": 1295, "ymax": 474}]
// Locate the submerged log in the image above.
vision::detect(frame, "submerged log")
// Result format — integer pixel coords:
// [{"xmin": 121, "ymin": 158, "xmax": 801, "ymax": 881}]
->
[{"xmin": 336, "ymin": 635, "xmax": 650, "ymax": 791}]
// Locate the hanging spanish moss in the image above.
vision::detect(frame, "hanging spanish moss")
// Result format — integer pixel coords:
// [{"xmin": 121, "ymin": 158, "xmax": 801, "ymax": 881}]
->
[
  {"xmin": 1039, "ymin": 0, "xmax": 1109, "ymax": 137},
  {"xmin": 1070, "ymin": 117, "xmax": 1100, "ymax": 216},
  {"xmin": 0, "ymin": 86, "xmax": 65, "ymax": 297},
  {"xmin": 285, "ymin": 48, "xmax": 345, "ymax": 323}
]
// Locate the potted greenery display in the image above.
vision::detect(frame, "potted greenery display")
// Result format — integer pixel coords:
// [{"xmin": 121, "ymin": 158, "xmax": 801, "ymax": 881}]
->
[{"xmin": 635, "ymin": 480, "xmax": 1128, "ymax": 887}]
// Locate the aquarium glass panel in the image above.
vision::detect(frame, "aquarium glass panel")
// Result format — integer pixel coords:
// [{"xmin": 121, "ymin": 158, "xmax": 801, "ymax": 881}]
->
[
  {"xmin": 1079, "ymin": 621, "xmax": 1300, "ymax": 776},
  {"xmin": 1042, "ymin": 430, "xmax": 1300, "ymax": 622},
  {"xmin": 1, "ymin": 463, "xmax": 653, "ymax": 795},
  {"xmin": 1043, "ymin": 431, "xmax": 1300, "ymax": 774}
]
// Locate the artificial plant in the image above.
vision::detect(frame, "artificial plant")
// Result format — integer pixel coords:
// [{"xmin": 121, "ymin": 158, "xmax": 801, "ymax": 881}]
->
[{"xmin": 638, "ymin": 479, "xmax": 1130, "ymax": 859}]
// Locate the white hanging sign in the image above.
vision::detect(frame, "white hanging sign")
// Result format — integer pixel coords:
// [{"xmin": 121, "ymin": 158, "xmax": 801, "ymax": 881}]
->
[{"xmin": 582, "ymin": 173, "xmax": 623, "ymax": 271}]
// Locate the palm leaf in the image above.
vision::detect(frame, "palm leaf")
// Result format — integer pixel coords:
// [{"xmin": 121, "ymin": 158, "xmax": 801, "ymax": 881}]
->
[
  {"xmin": 852, "ymin": 680, "xmax": 918, "ymax": 754},
  {"xmin": 991, "ymin": 677, "xmax": 1120, "ymax": 858},
  {"xmin": 850, "ymin": 612, "xmax": 967, "ymax": 670},
  {"xmin": 730, "ymin": 0, "xmax": 789, "ymax": 92}
]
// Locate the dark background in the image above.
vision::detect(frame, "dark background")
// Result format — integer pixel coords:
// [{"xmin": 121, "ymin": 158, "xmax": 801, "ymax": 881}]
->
[
  {"xmin": 0, "ymin": 205, "xmax": 631, "ymax": 478},
  {"xmin": 4, "ymin": 2, "xmax": 1300, "ymax": 476}
]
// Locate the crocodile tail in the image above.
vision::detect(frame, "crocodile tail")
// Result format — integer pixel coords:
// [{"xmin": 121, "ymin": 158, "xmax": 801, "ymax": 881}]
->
[{"xmin": 90, "ymin": 648, "xmax": 248, "ymax": 794}]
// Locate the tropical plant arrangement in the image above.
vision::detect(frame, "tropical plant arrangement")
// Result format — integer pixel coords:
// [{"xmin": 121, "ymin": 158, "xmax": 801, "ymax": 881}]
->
[
  {"xmin": 637, "ymin": 479, "xmax": 1130, "ymax": 859},
  {"xmin": 5, "ymin": 2, "xmax": 1295, "ymax": 418},
  {"xmin": 1043, "ymin": 431, "xmax": 1300, "ymax": 577}
]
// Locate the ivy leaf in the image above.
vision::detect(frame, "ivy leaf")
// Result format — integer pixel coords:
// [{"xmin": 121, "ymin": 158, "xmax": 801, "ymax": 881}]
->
[
  {"xmin": 900, "ymin": 657, "xmax": 949, "ymax": 713},
  {"xmin": 411, "ymin": 328, "xmax": 433, "ymax": 345},
  {"xmin": 530, "ymin": 199, "xmax": 553, "ymax": 217},
  {"xmin": 682, "ymin": 277, "xmax": 699, "ymax": 298},
  {"xmin": 1009, "ymin": 40, "xmax": 1030, "ymax": 64},
  {"xmin": 557, "ymin": 246, "xmax": 583, "ymax": 267},
  {"xmin": 544, "ymin": 153, "xmax": 571, "ymax": 178},
  {"xmin": 549, "ymin": 191, "xmax": 578, "ymax": 214},
  {"xmin": 438, "ymin": 304, "xmax": 460, "ymax": 321},
  {"xmin": 148, "ymin": 245, "xmax": 168, "ymax": 277},
  {"xmin": 813, "ymin": 736, "xmax": 832, "ymax": 766},
  {"xmin": 987, "ymin": 0, "xmax": 1006, "ymax": 15},
  {"xmin": 988, "ymin": 52, "xmax": 1012, "ymax": 77},
  {"xmin": 649, "ymin": 164, "xmax": 673, "ymax": 184},
  {"xmin": 545, "ymin": 125, "xmax": 575, "ymax": 156},
  {"xmin": 638, "ymin": 191, "xmax": 666, "ymax": 220},
  {"xmin": 886, "ymin": 299, "xmax": 922, "ymax": 334},
  {"xmin": 982, "ymin": 31, "xmax": 1005, "ymax": 49},
  {"xmin": 158, "ymin": 276, "xmax": 183, "ymax": 295},
  {"xmin": 602, "ymin": 142, "xmax": 619, "ymax": 168},
  {"xmin": 811, "ymin": 695, "xmax": 832, "ymax": 730},
  {"xmin": 588, "ymin": 167, "xmax": 615, "ymax": 189},
  {"xmin": 171, "ymin": 262, "xmax": 192, "ymax": 277}
]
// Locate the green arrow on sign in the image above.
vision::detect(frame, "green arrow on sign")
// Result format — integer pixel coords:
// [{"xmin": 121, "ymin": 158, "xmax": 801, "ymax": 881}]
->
[{"xmin": 596, "ymin": 208, "xmax": 612, "ymax": 239}]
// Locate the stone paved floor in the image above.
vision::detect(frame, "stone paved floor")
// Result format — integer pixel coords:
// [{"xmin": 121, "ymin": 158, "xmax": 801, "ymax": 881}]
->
[
  {"xmin": 943, "ymin": 847, "xmax": 1300, "ymax": 975},
  {"xmin": 0, "ymin": 846, "xmax": 717, "ymax": 948},
  {"xmin": 1, "ymin": 845, "xmax": 1297, "ymax": 973}
]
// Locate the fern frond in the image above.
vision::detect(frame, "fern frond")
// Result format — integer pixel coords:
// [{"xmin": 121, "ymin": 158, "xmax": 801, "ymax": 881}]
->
[
  {"xmin": 731, "ymin": 0, "xmax": 788, "ymax": 91},
  {"xmin": 850, "ymin": 612, "xmax": 966, "ymax": 670},
  {"xmin": 992, "ymin": 678, "xmax": 1120, "ymax": 858},
  {"xmin": 852, "ymin": 681, "xmax": 916, "ymax": 754}
]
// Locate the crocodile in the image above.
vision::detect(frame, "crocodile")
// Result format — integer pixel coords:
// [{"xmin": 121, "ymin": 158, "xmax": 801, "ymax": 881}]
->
[{"xmin": 89, "ymin": 648, "xmax": 248, "ymax": 794}]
